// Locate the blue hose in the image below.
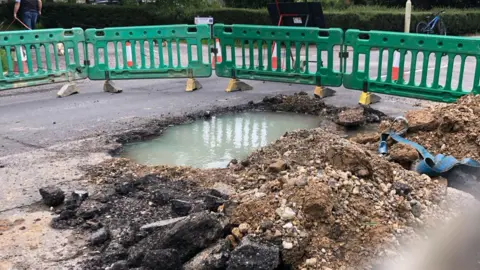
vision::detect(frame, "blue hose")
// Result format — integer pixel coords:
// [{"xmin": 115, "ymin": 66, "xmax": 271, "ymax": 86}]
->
[{"xmin": 378, "ymin": 120, "xmax": 480, "ymax": 177}]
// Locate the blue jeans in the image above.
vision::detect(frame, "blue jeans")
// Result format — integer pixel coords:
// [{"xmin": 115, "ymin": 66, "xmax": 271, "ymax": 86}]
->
[{"xmin": 22, "ymin": 11, "xmax": 38, "ymax": 30}]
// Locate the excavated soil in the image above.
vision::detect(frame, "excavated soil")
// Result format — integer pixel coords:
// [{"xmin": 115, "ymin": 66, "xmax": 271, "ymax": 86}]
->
[
  {"xmin": 47, "ymin": 94, "xmax": 480, "ymax": 270},
  {"xmin": 352, "ymin": 95, "xmax": 480, "ymax": 162}
]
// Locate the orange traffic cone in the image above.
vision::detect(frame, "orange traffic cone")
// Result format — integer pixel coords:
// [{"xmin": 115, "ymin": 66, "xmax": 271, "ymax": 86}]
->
[
  {"xmin": 392, "ymin": 50, "xmax": 401, "ymax": 81},
  {"xmin": 212, "ymin": 38, "xmax": 222, "ymax": 69},
  {"xmin": 126, "ymin": 41, "xmax": 133, "ymax": 67},
  {"xmin": 271, "ymin": 43, "xmax": 285, "ymax": 70}
]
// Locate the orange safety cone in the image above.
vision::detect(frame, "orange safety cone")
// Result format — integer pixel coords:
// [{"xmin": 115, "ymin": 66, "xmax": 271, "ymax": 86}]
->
[
  {"xmin": 212, "ymin": 38, "xmax": 222, "ymax": 69},
  {"xmin": 271, "ymin": 42, "xmax": 285, "ymax": 70},
  {"xmin": 392, "ymin": 50, "xmax": 401, "ymax": 81},
  {"xmin": 272, "ymin": 42, "xmax": 279, "ymax": 70},
  {"xmin": 12, "ymin": 47, "xmax": 28, "ymax": 74},
  {"xmin": 126, "ymin": 41, "xmax": 133, "ymax": 67}
]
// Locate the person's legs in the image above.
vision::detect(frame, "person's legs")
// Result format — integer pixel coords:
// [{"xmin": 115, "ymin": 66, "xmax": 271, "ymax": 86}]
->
[
  {"xmin": 22, "ymin": 11, "xmax": 38, "ymax": 30},
  {"xmin": 22, "ymin": 11, "xmax": 32, "ymax": 29},
  {"xmin": 29, "ymin": 12, "xmax": 38, "ymax": 30}
]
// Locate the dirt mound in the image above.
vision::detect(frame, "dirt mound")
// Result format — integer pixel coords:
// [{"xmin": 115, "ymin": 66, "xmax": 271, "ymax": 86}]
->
[
  {"xmin": 224, "ymin": 129, "xmax": 449, "ymax": 269},
  {"xmin": 79, "ymin": 126, "xmax": 455, "ymax": 270},
  {"xmin": 354, "ymin": 95, "xmax": 480, "ymax": 162}
]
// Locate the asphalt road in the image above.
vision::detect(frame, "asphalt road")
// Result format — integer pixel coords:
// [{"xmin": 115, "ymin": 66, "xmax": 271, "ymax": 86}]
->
[{"xmin": 0, "ymin": 74, "xmax": 432, "ymax": 157}]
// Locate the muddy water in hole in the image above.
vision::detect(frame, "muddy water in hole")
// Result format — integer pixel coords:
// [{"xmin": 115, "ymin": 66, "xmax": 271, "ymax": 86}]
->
[{"xmin": 121, "ymin": 112, "xmax": 373, "ymax": 168}]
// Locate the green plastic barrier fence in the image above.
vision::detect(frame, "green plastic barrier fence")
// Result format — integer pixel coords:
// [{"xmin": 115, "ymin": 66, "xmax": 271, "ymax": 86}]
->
[
  {"xmin": 343, "ymin": 29, "xmax": 480, "ymax": 103},
  {"xmin": 85, "ymin": 25, "xmax": 211, "ymax": 80},
  {"xmin": 213, "ymin": 24, "xmax": 344, "ymax": 87},
  {"xmin": 0, "ymin": 28, "xmax": 87, "ymax": 90}
]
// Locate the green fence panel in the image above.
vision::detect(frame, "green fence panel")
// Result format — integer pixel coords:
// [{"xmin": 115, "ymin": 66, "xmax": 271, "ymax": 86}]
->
[
  {"xmin": 214, "ymin": 24, "xmax": 344, "ymax": 87},
  {"xmin": 343, "ymin": 30, "xmax": 480, "ymax": 103},
  {"xmin": 85, "ymin": 25, "xmax": 211, "ymax": 80},
  {"xmin": 0, "ymin": 28, "xmax": 87, "ymax": 90}
]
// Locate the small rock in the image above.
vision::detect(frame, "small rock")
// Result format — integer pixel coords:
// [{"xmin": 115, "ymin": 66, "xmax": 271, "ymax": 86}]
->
[
  {"xmin": 89, "ymin": 227, "xmax": 110, "ymax": 246},
  {"xmin": 350, "ymin": 133, "xmax": 380, "ymax": 144},
  {"xmin": 115, "ymin": 182, "xmax": 135, "ymax": 195},
  {"xmin": 39, "ymin": 186, "xmax": 65, "ymax": 207},
  {"xmin": 255, "ymin": 192, "xmax": 267, "ymax": 198},
  {"xmin": 390, "ymin": 144, "xmax": 419, "ymax": 163},
  {"xmin": 171, "ymin": 199, "xmax": 193, "ymax": 216},
  {"xmin": 276, "ymin": 207, "xmax": 296, "ymax": 221},
  {"xmin": 393, "ymin": 182, "xmax": 412, "ymax": 196},
  {"xmin": 184, "ymin": 240, "xmax": 231, "ymax": 270},
  {"xmin": 77, "ymin": 200, "xmax": 110, "ymax": 220},
  {"xmin": 142, "ymin": 249, "xmax": 182, "ymax": 270},
  {"xmin": 410, "ymin": 200, "xmax": 422, "ymax": 218},
  {"xmin": 352, "ymin": 187, "xmax": 360, "ymax": 194},
  {"xmin": 268, "ymin": 160, "xmax": 287, "ymax": 173},
  {"xmin": 212, "ymin": 182, "xmax": 236, "ymax": 197},
  {"xmin": 380, "ymin": 183, "xmax": 389, "ymax": 193},
  {"xmin": 294, "ymin": 177, "xmax": 308, "ymax": 187},
  {"xmin": 303, "ymin": 182, "xmax": 333, "ymax": 219},
  {"xmin": 226, "ymin": 235, "xmax": 238, "ymax": 248},
  {"xmin": 72, "ymin": 190, "xmax": 89, "ymax": 202},
  {"xmin": 232, "ymin": 227, "xmax": 243, "ymax": 240},
  {"xmin": 405, "ymin": 109, "xmax": 438, "ymax": 132},
  {"xmin": 104, "ymin": 241, "xmax": 128, "ymax": 263},
  {"xmin": 227, "ymin": 237, "xmax": 280, "ymax": 270},
  {"xmin": 336, "ymin": 107, "xmax": 366, "ymax": 127},
  {"xmin": 151, "ymin": 189, "xmax": 173, "ymax": 205},
  {"xmin": 143, "ymin": 213, "xmax": 224, "ymax": 262},
  {"xmin": 305, "ymin": 258, "xmax": 317, "ymax": 266},
  {"xmin": 283, "ymin": 223, "xmax": 293, "ymax": 229},
  {"xmin": 140, "ymin": 217, "xmax": 187, "ymax": 231},
  {"xmin": 260, "ymin": 220, "xmax": 274, "ymax": 231},
  {"xmin": 203, "ymin": 195, "xmax": 227, "ymax": 212},
  {"xmin": 238, "ymin": 223, "xmax": 250, "ymax": 234},
  {"xmin": 240, "ymin": 159, "xmax": 251, "ymax": 167},
  {"xmin": 106, "ymin": 261, "xmax": 128, "ymax": 270},
  {"xmin": 357, "ymin": 169, "xmax": 370, "ymax": 177},
  {"xmin": 282, "ymin": 241, "xmax": 293, "ymax": 250}
]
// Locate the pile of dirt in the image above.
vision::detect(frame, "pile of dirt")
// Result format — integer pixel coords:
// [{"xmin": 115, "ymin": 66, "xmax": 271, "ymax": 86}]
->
[
  {"xmin": 76, "ymin": 126, "xmax": 458, "ymax": 270},
  {"xmin": 352, "ymin": 95, "xmax": 480, "ymax": 162}
]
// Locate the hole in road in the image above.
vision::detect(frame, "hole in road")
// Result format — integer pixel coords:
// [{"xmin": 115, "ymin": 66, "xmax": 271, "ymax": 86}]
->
[{"xmin": 120, "ymin": 112, "xmax": 373, "ymax": 168}]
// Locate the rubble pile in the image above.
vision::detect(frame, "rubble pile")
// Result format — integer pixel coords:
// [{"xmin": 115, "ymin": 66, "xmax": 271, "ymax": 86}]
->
[
  {"xmin": 78, "ymin": 128, "xmax": 456, "ymax": 269},
  {"xmin": 52, "ymin": 174, "xmax": 237, "ymax": 270}
]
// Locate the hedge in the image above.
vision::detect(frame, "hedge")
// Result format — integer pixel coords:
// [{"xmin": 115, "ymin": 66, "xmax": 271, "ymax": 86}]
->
[{"xmin": 0, "ymin": 3, "xmax": 479, "ymax": 35}]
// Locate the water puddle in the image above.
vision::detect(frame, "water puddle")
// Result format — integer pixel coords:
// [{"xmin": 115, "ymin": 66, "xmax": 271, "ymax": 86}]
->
[{"xmin": 120, "ymin": 112, "xmax": 375, "ymax": 168}]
